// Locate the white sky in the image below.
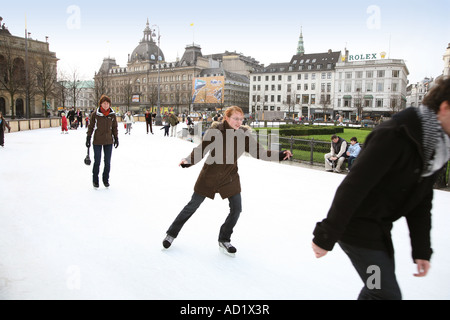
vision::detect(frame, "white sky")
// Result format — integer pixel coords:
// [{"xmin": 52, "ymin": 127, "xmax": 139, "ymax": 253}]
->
[{"xmin": 2, "ymin": 0, "xmax": 449, "ymax": 83}]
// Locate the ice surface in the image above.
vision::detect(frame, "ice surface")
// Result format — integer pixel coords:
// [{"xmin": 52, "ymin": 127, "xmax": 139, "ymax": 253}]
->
[{"xmin": 0, "ymin": 122, "xmax": 449, "ymax": 300}]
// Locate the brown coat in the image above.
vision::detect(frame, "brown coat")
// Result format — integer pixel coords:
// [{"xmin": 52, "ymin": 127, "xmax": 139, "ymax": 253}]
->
[
  {"xmin": 87, "ymin": 108, "xmax": 118, "ymax": 145},
  {"xmin": 186, "ymin": 121, "xmax": 282, "ymax": 199}
]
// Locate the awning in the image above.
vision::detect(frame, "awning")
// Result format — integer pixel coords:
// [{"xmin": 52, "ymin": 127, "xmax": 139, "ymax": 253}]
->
[
  {"xmin": 364, "ymin": 95, "xmax": 373, "ymax": 99},
  {"xmin": 343, "ymin": 95, "xmax": 352, "ymax": 99}
]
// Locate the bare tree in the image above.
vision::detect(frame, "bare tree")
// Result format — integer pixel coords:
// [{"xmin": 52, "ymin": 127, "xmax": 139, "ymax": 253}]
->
[
  {"xmin": 0, "ymin": 37, "xmax": 26, "ymax": 118},
  {"xmin": 34, "ymin": 52, "xmax": 58, "ymax": 116},
  {"xmin": 66, "ymin": 69, "xmax": 83, "ymax": 110},
  {"xmin": 320, "ymin": 94, "xmax": 332, "ymax": 122},
  {"xmin": 283, "ymin": 90, "xmax": 296, "ymax": 120},
  {"xmin": 354, "ymin": 88, "xmax": 364, "ymax": 121},
  {"xmin": 94, "ymin": 70, "xmax": 109, "ymax": 106}
]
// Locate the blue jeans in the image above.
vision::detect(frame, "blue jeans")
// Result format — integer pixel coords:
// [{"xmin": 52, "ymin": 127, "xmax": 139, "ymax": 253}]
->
[
  {"xmin": 338, "ymin": 242, "xmax": 402, "ymax": 300},
  {"xmin": 167, "ymin": 192, "xmax": 242, "ymax": 242},
  {"xmin": 93, "ymin": 144, "xmax": 113, "ymax": 184}
]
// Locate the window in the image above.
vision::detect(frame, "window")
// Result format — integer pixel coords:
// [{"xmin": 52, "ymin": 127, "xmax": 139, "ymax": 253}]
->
[
  {"xmin": 356, "ymin": 71, "xmax": 363, "ymax": 78},
  {"xmin": 278, "ymin": 75, "xmax": 282, "ymax": 81},
  {"xmin": 321, "ymin": 73, "xmax": 326, "ymax": 80},
  {"xmin": 392, "ymin": 82, "xmax": 398, "ymax": 92},
  {"xmin": 311, "ymin": 83, "xmax": 316, "ymax": 90},
  {"xmin": 345, "ymin": 72, "xmax": 352, "ymax": 79},
  {"xmin": 377, "ymin": 81, "xmax": 384, "ymax": 92},
  {"xmin": 297, "ymin": 74, "xmax": 302, "ymax": 80},
  {"xmin": 366, "ymin": 82, "xmax": 373, "ymax": 92},
  {"xmin": 376, "ymin": 98, "xmax": 383, "ymax": 108},
  {"xmin": 377, "ymin": 70, "xmax": 385, "ymax": 78},
  {"xmin": 345, "ymin": 82, "xmax": 352, "ymax": 92},
  {"xmin": 304, "ymin": 84, "xmax": 309, "ymax": 91},
  {"xmin": 327, "ymin": 72, "xmax": 332, "ymax": 79},
  {"xmin": 366, "ymin": 71, "xmax": 373, "ymax": 78},
  {"xmin": 311, "ymin": 73, "xmax": 316, "ymax": 80},
  {"xmin": 392, "ymin": 70, "xmax": 400, "ymax": 78},
  {"xmin": 287, "ymin": 75, "xmax": 292, "ymax": 82},
  {"xmin": 304, "ymin": 74, "xmax": 309, "ymax": 80},
  {"xmin": 272, "ymin": 75, "xmax": 276, "ymax": 81}
]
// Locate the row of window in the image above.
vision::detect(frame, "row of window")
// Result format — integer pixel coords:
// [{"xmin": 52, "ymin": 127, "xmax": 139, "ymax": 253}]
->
[
  {"xmin": 252, "ymin": 94, "xmax": 402, "ymax": 108},
  {"xmin": 252, "ymin": 69, "xmax": 401, "ymax": 83},
  {"xmin": 107, "ymin": 74, "xmax": 193, "ymax": 87},
  {"xmin": 253, "ymin": 72, "xmax": 332, "ymax": 82}
]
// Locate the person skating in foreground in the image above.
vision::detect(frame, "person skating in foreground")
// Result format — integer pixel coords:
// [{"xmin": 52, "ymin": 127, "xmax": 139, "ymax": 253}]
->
[
  {"xmin": 163, "ymin": 106, "xmax": 292, "ymax": 255},
  {"xmin": 312, "ymin": 77, "xmax": 450, "ymax": 300}
]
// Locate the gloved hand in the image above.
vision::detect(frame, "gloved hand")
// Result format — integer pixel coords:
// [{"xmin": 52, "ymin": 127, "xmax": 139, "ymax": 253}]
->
[
  {"xmin": 113, "ymin": 136, "xmax": 119, "ymax": 148},
  {"xmin": 86, "ymin": 135, "xmax": 91, "ymax": 148}
]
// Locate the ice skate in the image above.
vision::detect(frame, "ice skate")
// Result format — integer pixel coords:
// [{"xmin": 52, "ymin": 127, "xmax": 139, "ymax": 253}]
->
[
  {"xmin": 163, "ymin": 234, "xmax": 175, "ymax": 249},
  {"xmin": 219, "ymin": 241, "xmax": 237, "ymax": 257}
]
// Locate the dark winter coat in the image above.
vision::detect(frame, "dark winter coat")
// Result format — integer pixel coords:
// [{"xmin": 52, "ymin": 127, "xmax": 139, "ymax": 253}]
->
[
  {"xmin": 332, "ymin": 137, "xmax": 348, "ymax": 158},
  {"xmin": 185, "ymin": 121, "xmax": 286, "ymax": 200},
  {"xmin": 86, "ymin": 108, "xmax": 118, "ymax": 145},
  {"xmin": 313, "ymin": 108, "xmax": 437, "ymax": 261}
]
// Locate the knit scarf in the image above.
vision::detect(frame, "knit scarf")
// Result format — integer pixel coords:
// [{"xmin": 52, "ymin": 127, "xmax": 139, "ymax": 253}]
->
[
  {"xmin": 100, "ymin": 107, "xmax": 111, "ymax": 117},
  {"xmin": 416, "ymin": 105, "xmax": 450, "ymax": 177}
]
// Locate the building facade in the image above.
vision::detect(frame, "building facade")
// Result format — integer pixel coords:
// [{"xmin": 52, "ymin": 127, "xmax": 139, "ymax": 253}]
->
[
  {"xmin": 249, "ymin": 47, "xmax": 409, "ymax": 121},
  {"xmin": 334, "ymin": 51, "xmax": 409, "ymax": 120},
  {"xmin": 95, "ymin": 20, "xmax": 262, "ymax": 116},
  {"xmin": 249, "ymin": 50, "xmax": 341, "ymax": 120},
  {"xmin": 0, "ymin": 19, "xmax": 59, "ymax": 118}
]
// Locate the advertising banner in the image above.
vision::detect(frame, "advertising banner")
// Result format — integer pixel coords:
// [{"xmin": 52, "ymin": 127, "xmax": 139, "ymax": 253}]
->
[{"xmin": 192, "ymin": 77, "xmax": 225, "ymax": 104}]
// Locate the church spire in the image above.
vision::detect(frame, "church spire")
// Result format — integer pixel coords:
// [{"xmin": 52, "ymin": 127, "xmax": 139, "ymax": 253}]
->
[{"xmin": 297, "ymin": 26, "xmax": 305, "ymax": 55}]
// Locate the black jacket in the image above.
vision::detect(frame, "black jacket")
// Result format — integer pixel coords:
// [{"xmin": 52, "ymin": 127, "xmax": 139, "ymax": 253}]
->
[{"xmin": 313, "ymin": 108, "xmax": 436, "ymax": 261}]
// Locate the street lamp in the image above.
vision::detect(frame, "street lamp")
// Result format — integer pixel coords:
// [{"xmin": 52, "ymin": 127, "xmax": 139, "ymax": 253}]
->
[{"xmin": 152, "ymin": 24, "xmax": 162, "ymax": 125}]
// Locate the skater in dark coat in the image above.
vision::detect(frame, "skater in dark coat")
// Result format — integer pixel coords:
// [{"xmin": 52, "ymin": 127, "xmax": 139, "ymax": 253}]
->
[
  {"xmin": 162, "ymin": 106, "xmax": 293, "ymax": 254},
  {"xmin": 145, "ymin": 109, "xmax": 153, "ymax": 134},
  {"xmin": 312, "ymin": 77, "xmax": 450, "ymax": 300},
  {"xmin": 0, "ymin": 111, "xmax": 11, "ymax": 147},
  {"xmin": 86, "ymin": 95, "xmax": 119, "ymax": 188}
]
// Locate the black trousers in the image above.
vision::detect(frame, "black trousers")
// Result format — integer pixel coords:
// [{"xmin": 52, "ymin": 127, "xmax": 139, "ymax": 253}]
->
[{"xmin": 167, "ymin": 192, "xmax": 242, "ymax": 242}]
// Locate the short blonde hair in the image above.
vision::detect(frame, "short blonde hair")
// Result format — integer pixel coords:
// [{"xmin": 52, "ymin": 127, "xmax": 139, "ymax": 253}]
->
[{"xmin": 224, "ymin": 106, "xmax": 244, "ymax": 119}]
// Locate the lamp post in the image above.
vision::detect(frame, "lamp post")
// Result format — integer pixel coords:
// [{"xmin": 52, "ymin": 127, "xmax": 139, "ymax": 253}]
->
[
  {"xmin": 25, "ymin": 28, "xmax": 30, "ymax": 119},
  {"xmin": 152, "ymin": 25, "xmax": 162, "ymax": 125}
]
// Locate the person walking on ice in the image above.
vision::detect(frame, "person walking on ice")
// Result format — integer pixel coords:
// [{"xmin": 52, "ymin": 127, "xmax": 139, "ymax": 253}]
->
[
  {"xmin": 86, "ymin": 95, "xmax": 119, "ymax": 188},
  {"xmin": 312, "ymin": 77, "xmax": 450, "ymax": 300},
  {"xmin": 162, "ymin": 106, "xmax": 293, "ymax": 255}
]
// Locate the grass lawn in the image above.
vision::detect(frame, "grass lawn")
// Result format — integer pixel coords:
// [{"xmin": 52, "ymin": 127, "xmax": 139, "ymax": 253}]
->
[{"xmin": 298, "ymin": 128, "xmax": 372, "ymax": 143}]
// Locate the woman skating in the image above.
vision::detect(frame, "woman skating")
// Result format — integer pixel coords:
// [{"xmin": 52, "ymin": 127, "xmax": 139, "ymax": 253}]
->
[{"xmin": 162, "ymin": 106, "xmax": 292, "ymax": 255}]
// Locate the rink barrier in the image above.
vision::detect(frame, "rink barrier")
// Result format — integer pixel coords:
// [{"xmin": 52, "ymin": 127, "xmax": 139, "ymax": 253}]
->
[{"xmin": 6, "ymin": 118, "xmax": 63, "ymax": 133}]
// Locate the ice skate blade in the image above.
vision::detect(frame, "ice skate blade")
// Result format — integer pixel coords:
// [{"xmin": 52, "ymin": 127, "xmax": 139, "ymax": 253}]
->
[{"xmin": 219, "ymin": 247, "xmax": 236, "ymax": 258}]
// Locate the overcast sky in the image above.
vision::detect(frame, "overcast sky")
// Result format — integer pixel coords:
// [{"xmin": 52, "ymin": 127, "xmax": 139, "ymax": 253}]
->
[{"xmin": 2, "ymin": 0, "xmax": 449, "ymax": 83}]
